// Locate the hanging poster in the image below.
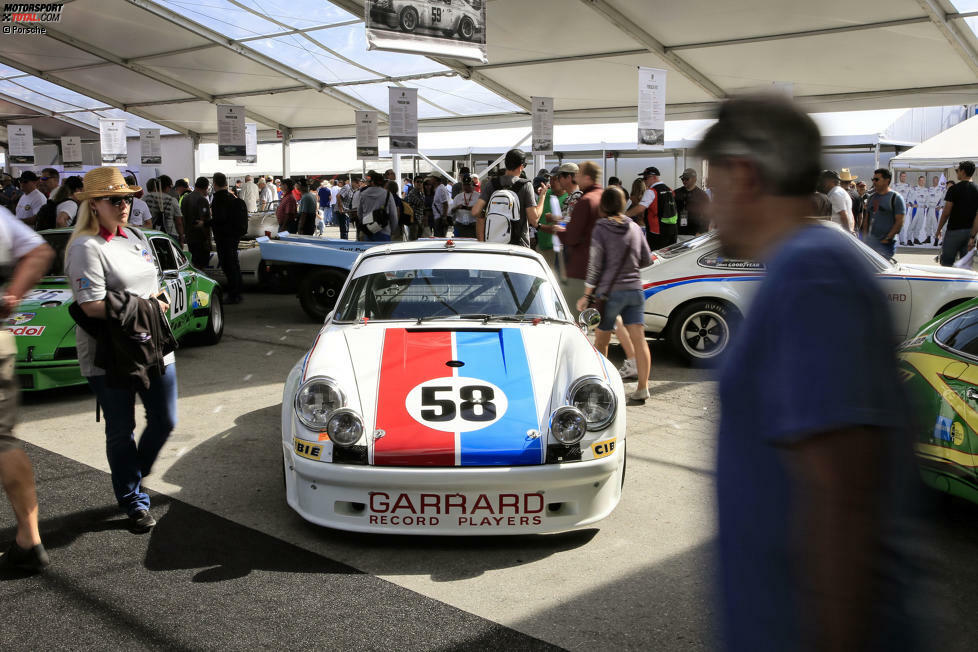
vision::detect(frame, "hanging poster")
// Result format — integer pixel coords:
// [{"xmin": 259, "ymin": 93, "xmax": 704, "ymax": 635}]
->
[
  {"xmin": 388, "ymin": 88, "xmax": 418, "ymax": 154},
  {"xmin": 8, "ymin": 125, "xmax": 34, "ymax": 165},
  {"xmin": 637, "ymin": 67, "xmax": 666, "ymax": 151},
  {"xmin": 531, "ymin": 97, "xmax": 554, "ymax": 155},
  {"xmin": 356, "ymin": 110, "xmax": 379, "ymax": 159},
  {"xmin": 140, "ymin": 128, "xmax": 162, "ymax": 165},
  {"xmin": 61, "ymin": 136, "xmax": 83, "ymax": 170},
  {"xmin": 237, "ymin": 122, "xmax": 258, "ymax": 164},
  {"xmin": 365, "ymin": 0, "xmax": 487, "ymax": 64},
  {"xmin": 217, "ymin": 104, "xmax": 246, "ymax": 159},
  {"xmin": 99, "ymin": 119, "xmax": 127, "ymax": 165}
]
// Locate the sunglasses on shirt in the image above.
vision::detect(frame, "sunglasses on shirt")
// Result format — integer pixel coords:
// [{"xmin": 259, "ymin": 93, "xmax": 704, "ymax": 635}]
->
[{"xmin": 96, "ymin": 196, "xmax": 134, "ymax": 207}]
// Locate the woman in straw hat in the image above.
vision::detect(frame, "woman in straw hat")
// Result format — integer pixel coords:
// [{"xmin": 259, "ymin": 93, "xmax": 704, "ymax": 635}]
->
[{"xmin": 64, "ymin": 167, "xmax": 177, "ymax": 533}]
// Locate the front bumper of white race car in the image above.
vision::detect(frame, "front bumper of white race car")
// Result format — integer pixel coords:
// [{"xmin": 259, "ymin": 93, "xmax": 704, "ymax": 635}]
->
[{"xmin": 283, "ymin": 440, "xmax": 626, "ymax": 535}]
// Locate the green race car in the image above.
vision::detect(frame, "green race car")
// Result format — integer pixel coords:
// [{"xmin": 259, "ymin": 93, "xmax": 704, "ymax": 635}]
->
[
  {"xmin": 899, "ymin": 298, "xmax": 978, "ymax": 504},
  {"xmin": 8, "ymin": 228, "xmax": 224, "ymax": 391}
]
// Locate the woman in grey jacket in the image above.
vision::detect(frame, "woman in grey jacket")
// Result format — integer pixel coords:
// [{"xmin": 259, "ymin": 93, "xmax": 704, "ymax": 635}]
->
[{"xmin": 577, "ymin": 187, "xmax": 653, "ymax": 401}]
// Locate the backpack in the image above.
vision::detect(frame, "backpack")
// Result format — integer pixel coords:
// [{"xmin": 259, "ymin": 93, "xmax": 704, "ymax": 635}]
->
[
  {"xmin": 35, "ymin": 199, "xmax": 58, "ymax": 231},
  {"xmin": 363, "ymin": 192, "xmax": 391, "ymax": 234},
  {"xmin": 652, "ymin": 182, "xmax": 679, "ymax": 226},
  {"xmin": 484, "ymin": 177, "xmax": 526, "ymax": 244}
]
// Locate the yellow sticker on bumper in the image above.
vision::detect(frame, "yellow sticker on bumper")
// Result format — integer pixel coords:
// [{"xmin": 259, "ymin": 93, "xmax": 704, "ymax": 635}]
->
[
  {"xmin": 591, "ymin": 438, "xmax": 616, "ymax": 458},
  {"xmin": 293, "ymin": 437, "xmax": 323, "ymax": 461}
]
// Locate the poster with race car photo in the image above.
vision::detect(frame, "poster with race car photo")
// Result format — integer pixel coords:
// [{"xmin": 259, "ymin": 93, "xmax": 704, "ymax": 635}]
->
[{"xmin": 365, "ymin": 0, "xmax": 487, "ymax": 64}]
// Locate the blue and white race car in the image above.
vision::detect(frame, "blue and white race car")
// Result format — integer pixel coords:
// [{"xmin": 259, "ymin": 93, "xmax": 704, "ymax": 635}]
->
[{"xmin": 281, "ymin": 239, "xmax": 626, "ymax": 534}]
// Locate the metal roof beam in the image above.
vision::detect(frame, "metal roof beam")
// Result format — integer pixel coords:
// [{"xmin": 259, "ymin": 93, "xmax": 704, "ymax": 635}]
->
[
  {"xmin": 917, "ymin": 0, "xmax": 978, "ymax": 77},
  {"xmin": 122, "ymin": 0, "xmax": 385, "ymax": 118},
  {"xmin": 578, "ymin": 0, "xmax": 725, "ymax": 99},
  {"xmin": 0, "ymin": 54, "xmax": 197, "ymax": 137},
  {"xmin": 42, "ymin": 27, "xmax": 289, "ymax": 131}
]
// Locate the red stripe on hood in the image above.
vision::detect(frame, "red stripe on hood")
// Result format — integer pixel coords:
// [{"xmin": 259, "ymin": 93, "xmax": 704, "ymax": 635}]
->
[{"xmin": 373, "ymin": 329, "xmax": 456, "ymax": 466}]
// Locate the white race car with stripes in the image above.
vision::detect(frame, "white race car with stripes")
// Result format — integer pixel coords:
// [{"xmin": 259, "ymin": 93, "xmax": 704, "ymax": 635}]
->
[
  {"xmin": 282, "ymin": 240, "xmax": 626, "ymax": 534},
  {"xmin": 642, "ymin": 221, "xmax": 978, "ymax": 364}
]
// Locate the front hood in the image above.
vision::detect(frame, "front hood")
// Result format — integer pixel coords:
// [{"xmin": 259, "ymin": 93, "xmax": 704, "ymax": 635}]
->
[
  {"xmin": 300, "ymin": 322, "xmax": 607, "ymax": 467},
  {"xmin": 895, "ymin": 263, "xmax": 978, "ymax": 280},
  {"xmin": 7, "ymin": 283, "xmax": 76, "ymax": 360}
]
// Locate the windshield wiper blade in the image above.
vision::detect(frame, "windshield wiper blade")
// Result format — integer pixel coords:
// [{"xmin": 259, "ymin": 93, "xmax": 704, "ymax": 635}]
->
[
  {"xmin": 416, "ymin": 313, "xmax": 492, "ymax": 325},
  {"xmin": 485, "ymin": 315, "xmax": 573, "ymax": 325}
]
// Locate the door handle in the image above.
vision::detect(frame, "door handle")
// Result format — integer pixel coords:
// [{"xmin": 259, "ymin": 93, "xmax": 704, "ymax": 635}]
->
[{"xmin": 967, "ymin": 388, "xmax": 978, "ymax": 401}]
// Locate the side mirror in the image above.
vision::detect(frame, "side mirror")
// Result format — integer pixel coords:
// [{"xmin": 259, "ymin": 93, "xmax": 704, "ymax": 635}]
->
[{"xmin": 578, "ymin": 307, "xmax": 601, "ymax": 331}]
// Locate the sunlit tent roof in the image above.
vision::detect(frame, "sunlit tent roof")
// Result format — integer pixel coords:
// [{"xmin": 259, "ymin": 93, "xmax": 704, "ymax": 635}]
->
[
  {"xmin": 891, "ymin": 114, "xmax": 978, "ymax": 169},
  {"xmin": 1, "ymin": 0, "xmax": 978, "ymax": 144}
]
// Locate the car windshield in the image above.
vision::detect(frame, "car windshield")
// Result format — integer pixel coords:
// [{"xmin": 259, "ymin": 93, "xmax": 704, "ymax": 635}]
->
[
  {"xmin": 334, "ymin": 267, "xmax": 569, "ymax": 322},
  {"xmin": 656, "ymin": 231, "xmax": 717, "ymax": 259},
  {"xmin": 41, "ymin": 232, "xmax": 71, "ymax": 276}
]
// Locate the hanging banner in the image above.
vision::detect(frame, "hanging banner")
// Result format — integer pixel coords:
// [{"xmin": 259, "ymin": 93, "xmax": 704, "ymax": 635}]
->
[
  {"xmin": 139, "ymin": 128, "xmax": 162, "ymax": 165},
  {"xmin": 637, "ymin": 67, "xmax": 666, "ymax": 151},
  {"xmin": 217, "ymin": 104, "xmax": 246, "ymax": 159},
  {"xmin": 61, "ymin": 136, "xmax": 83, "ymax": 170},
  {"xmin": 8, "ymin": 125, "xmax": 35, "ymax": 165},
  {"xmin": 355, "ymin": 110, "xmax": 379, "ymax": 159},
  {"xmin": 388, "ymin": 88, "xmax": 418, "ymax": 154},
  {"xmin": 365, "ymin": 0, "xmax": 487, "ymax": 64},
  {"xmin": 99, "ymin": 119, "xmax": 128, "ymax": 165},
  {"xmin": 531, "ymin": 97, "xmax": 554, "ymax": 155},
  {"xmin": 237, "ymin": 123, "xmax": 258, "ymax": 164}
]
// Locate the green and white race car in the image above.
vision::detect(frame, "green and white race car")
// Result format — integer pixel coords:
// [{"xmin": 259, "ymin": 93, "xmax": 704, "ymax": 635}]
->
[
  {"xmin": 899, "ymin": 298, "xmax": 978, "ymax": 504},
  {"xmin": 7, "ymin": 228, "xmax": 224, "ymax": 392}
]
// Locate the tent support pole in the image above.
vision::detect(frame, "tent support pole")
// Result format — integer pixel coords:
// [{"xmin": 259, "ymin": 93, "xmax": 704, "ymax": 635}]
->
[
  {"xmin": 874, "ymin": 142, "xmax": 881, "ymax": 170},
  {"xmin": 475, "ymin": 131, "xmax": 532, "ymax": 180},
  {"xmin": 282, "ymin": 127, "xmax": 291, "ymax": 178},
  {"xmin": 393, "ymin": 153, "xmax": 402, "ymax": 193},
  {"xmin": 417, "ymin": 153, "xmax": 457, "ymax": 184}
]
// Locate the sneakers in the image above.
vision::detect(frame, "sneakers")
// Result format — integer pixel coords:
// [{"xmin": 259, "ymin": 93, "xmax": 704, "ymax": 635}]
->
[
  {"xmin": 128, "ymin": 509, "xmax": 156, "ymax": 534},
  {"xmin": 617, "ymin": 358, "xmax": 638, "ymax": 380},
  {"xmin": 629, "ymin": 387, "xmax": 650, "ymax": 401},
  {"xmin": 0, "ymin": 541, "xmax": 50, "ymax": 573}
]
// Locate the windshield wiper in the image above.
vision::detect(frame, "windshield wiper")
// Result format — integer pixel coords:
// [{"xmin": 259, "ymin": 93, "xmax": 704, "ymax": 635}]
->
[
  {"xmin": 484, "ymin": 315, "xmax": 574, "ymax": 325},
  {"xmin": 416, "ymin": 313, "xmax": 492, "ymax": 325}
]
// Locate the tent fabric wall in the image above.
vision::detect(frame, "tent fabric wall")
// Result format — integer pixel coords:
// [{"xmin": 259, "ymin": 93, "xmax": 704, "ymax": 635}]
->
[{"xmin": 891, "ymin": 115, "xmax": 978, "ymax": 170}]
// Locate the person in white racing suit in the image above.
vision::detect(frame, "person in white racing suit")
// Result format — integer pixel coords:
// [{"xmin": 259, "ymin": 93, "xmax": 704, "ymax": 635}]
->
[{"xmin": 894, "ymin": 171, "xmax": 913, "ymax": 245}]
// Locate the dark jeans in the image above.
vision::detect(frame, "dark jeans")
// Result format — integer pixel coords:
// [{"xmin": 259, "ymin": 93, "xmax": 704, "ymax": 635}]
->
[
  {"xmin": 88, "ymin": 364, "xmax": 178, "ymax": 515},
  {"xmin": 299, "ymin": 213, "xmax": 316, "ymax": 235},
  {"xmin": 216, "ymin": 237, "xmax": 243, "ymax": 299},
  {"xmin": 283, "ymin": 218, "xmax": 298, "ymax": 234},
  {"xmin": 335, "ymin": 212, "xmax": 349, "ymax": 239},
  {"xmin": 367, "ymin": 232, "xmax": 392, "ymax": 242},
  {"xmin": 188, "ymin": 241, "xmax": 211, "ymax": 270},
  {"xmin": 454, "ymin": 223, "xmax": 476, "ymax": 238},
  {"xmin": 649, "ymin": 223, "xmax": 678, "ymax": 250},
  {"xmin": 941, "ymin": 228, "xmax": 971, "ymax": 266}
]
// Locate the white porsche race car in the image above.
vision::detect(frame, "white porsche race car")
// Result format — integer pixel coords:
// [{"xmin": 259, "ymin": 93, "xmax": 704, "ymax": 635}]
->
[
  {"xmin": 642, "ymin": 221, "xmax": 978, "ymax": 364},
  {"xmin": 282, "ymin": 240, "xmax": 626, "ymax": 535}
]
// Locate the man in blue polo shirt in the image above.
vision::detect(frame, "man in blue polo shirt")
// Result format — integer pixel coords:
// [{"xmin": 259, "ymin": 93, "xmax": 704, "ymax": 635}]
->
[{"xmin": 698, "ymin": 95, "xmax": 927, "ymax": 651}]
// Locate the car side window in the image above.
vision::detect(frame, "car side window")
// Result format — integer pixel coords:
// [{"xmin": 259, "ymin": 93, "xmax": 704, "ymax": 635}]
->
[
  {"xmin": 936, "ymin": 309, "xmax": 978, "ymax": 357},
  {"xmin": 170, "ymin": 241, "xmax": 189, "ymax": 269},
  {"xmin": 151, "ymin": 237, "xmax": 178, "ymax": 272}
]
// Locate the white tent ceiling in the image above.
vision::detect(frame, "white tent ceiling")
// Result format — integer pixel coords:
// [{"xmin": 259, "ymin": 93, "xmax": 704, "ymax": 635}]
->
[
  {"xmin": 1, "ymin": 0, "xmax": 978, "ymax": 143},
  {"xmin": 891, "ymin": 114, "xmax": 978, "ymax": 168}
]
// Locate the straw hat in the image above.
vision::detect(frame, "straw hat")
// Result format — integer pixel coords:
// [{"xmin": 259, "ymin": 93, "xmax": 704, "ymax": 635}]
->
[
  {"xmin": 76, "ymin": 166, "xmax": 141, "ymax": 200},
  {"xmin": 839, "ymin": 168, "xmax": 858, "ymax": 181}
]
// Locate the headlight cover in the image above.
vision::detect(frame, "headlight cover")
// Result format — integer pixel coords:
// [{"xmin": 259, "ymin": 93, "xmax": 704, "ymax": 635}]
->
[
  {"xmin": 566, "ymin": 376, "xmax": 617, "ymax": 431},
  {"xmin": 294, "ymin": 376, "xmax": 345, "ymax": 431},
  {"xmin": 550, "ymin": 406, "xmax": 588, "ymax": 445},
  {"xmin": 326, "ymin": 409, "xmax": 364, "ymax": 447}
]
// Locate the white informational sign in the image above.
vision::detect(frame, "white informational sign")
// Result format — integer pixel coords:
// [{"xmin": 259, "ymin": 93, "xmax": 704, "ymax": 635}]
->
[
  {"xmin": 355, "ymin": 110, "xmax": 379, "ymax": 159},
  {"xmin": 637, "ymin": 67, "xmax": 667, "ymax": 151},
  {"xmin": 140, "ymin": 128, "xmax": 162, "ymax": 165},
  {"xmin": 8, "ymin": 125, "xmax": 34, "ymax": 165},
  {"xmin": 388, "ymin": 88, "xmax": 418, "ymax": 154},
  {"xmin": 364, "ymin": 0, "xmax": 487, "ymax": 63},
  {"xmin": 61, "ymin": 136, "xmax": 83, "ymax": 170},
  {"xmin": 217, "ymin": 104, "xmax": 246, "ymax": 159},
  {"xmin": 99, "ymin": 119, "xmax": 128, "ymax": 165},
  {"xmin": 531, "ymin": 97, "xmax": 554, "ymax": 155},
  {"xmin": 237, "ymin": 122, "xmax": 257, "ymax": 164}
]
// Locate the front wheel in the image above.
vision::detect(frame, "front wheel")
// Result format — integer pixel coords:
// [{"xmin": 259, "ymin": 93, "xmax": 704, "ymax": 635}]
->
[
  {"xmin": 399, "ymin": 6, "xmax": 419, "ymax": 32},
  {"xmin": 668, "ymin": 300, "xmax": 737, "ymax": 366},
  {"xmin": 199, "ymin": 291, "xmax": 224, "ymax": 345},
  {"xmin": 298, "ymin": 269, "xmax": 346, "ymax": 322},
  {"xmin": 458, "ymin": 16, "xmax": 475, "ymax": 41}
]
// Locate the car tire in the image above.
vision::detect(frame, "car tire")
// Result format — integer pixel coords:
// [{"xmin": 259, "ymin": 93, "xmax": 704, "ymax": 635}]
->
[
  {"xmin": 458, "ymin": 16, "xmax": 475, "ymax": 41},
  {"xmin": 199, "ymin": 290, "xmax": 224, "ymax": 345},
  {"xmin": 399, "ymin": 6, "xmax": 419, "ymax": 32},
  {"xmin": 669, "ymin": 299, "xmax": 737, "ymax": 366},
  {"xmin": 298, "ymin": 268, "xmax": 346, "ymax": 322}
]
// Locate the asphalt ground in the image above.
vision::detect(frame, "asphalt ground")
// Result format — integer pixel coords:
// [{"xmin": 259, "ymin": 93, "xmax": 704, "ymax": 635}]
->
[{"xmin": 2, "ymin": 244, "xmax": 977, "ymax": 650}]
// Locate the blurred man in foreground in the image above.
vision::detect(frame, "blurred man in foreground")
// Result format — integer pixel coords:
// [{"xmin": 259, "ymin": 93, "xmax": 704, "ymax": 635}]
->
[{"xmin": 700, "ymin": 95, "xmax": 926, "ymax": 651}]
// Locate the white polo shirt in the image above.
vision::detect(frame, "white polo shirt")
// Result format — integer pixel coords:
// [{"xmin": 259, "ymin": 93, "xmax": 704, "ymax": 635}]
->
[
  {"xmin": 128, "ymin": 197, "xmax": 152, "ymax": 227},
  {"xmin": 15, "ymin": 188, "xmax": 45, "ymax": 223}
]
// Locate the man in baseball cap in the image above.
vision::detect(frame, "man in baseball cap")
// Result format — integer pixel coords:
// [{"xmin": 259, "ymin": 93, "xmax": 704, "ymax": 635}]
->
[{"xmin": 14, "ymin": 171, "xmax": 45, "ymax": 228}]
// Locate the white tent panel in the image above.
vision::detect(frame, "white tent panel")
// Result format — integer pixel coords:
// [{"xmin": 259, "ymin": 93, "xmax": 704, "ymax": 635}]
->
[
  {"xmin": 13, "ymin": 75, "xmax": 114, "ymax": 110},
  {"xmin": 311, "ymin": 25, "xmax": 450, "ymax": 77},
  {"xmin": 891, "ymin": 115, "xmax": 978, "ymax": 169},
  {"xmin": 53, "ymin": 65, "xmax": 197, "ymax": 105},
  {"xmin": 62, "ymin": 0, "xmax": 214, "ymax": 58},
  {"xmin": 235, "ymin": 0, "xmax": 357, "ymax": 28},
  {"xmin": 230, "ymin": 90, "xmax": 356, "ymax": 128},
  {"xmin": 0, "ymin": 80, "xmax": 81, "ymax": 113},
  {"xmin": 246, "ymin": 35, "xmax": 381, "ymax": 85},
  {"xmin": 336, "ymin": 83, "xmax": 455, "ymax": 119},
  {"xmin": 147, "ymin": 49, "xmax": 293, "ymax": 96},
  {"xmin": 2, "ymin": 35, "xmax": 103, "ymax": 71},
  {"xmin": 150, "ymin": 0, "xmax": 284, "ymax": 40}
]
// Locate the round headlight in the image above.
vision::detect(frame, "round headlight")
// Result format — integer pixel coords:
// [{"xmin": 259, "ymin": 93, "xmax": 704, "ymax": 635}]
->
[
  {"xmin": 326, "ymin": 408, "xmax": 364, "ymax": 447},
  {"xmin": 550, "ymin": 406, "xmax": 588, "ymax": 445},
  {"xmin": 567, "ymin": 377, "xmax": 617, "ymax": 431},
  {"xmin": 294, "ymin": 376, "xmax": 345, "ymax": 431}
]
